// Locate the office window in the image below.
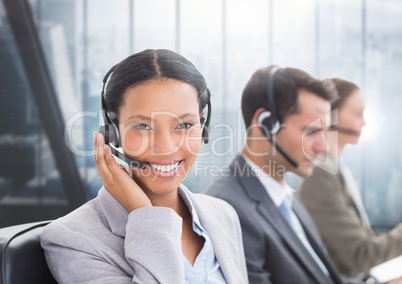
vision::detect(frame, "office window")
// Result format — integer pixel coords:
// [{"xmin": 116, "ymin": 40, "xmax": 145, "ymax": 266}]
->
[
  {"xmin": 317, "ymin": 0, "xmax": 363, "ymax": 82},
  {"xmin": 363, "ymin": 0, "xmax": 402, "ymax": 228},
  {"xmin": 83, "ymin": 0, "xmax": 131, "ymax": 196},
  {"xmin": 0, "ymin": 0, "xmax": 69, "ymax": 227},
  {"xmin": 223, "ymin": 0, "xmax": 271, "ymax": 176},
  {"xmin": 272, "ymin": 0, "xmax": 316, "ymax": 73},
  {"xmin": 226, "ymin": 0, "xmax": 270, "ymax": 108},
  {"xmin": 316, "ymin": 1, "xmax": 364, "ymax": 183},
  {"xmin": 32, "ymin": 0, "xmax": 85, "ymax": 167},
  {"xmin": 133, "ymin": 0, "xmax": 176, "ymax": 52},
  {"xmin": 179, "ymin": 0, "xmax": 225, "ymax": 192}
]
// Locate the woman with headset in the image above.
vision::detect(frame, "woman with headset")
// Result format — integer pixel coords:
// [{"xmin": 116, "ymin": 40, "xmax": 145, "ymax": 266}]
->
[
  {"xmin": 298, "ymin": 78, "xmax": 402, "ymax": 281},
  {"xmin": 41, "ymin": 49, "xmax": 248, "ymax": 284}
]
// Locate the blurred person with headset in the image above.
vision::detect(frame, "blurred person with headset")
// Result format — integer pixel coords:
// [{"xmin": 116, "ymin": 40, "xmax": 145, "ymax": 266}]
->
[
  {"xmin": 206, "ymin": 65, "xmax": 351, "ymax": 283},
  {"xmin": 40, "ymin": 49, "xmax": 248, "ymax": 284},
  {"xmin": 298, "ymin": 78, "xmax": 402, "ymax": 281}
]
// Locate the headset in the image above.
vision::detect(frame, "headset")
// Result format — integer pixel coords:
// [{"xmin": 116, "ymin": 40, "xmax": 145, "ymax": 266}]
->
[
  {"xmin": 257, "ymin": 65, "xmax": 298, "ymax": 168},
  {"xmin": 99, "ymin": 65, "xmax": 212, "ymax": 169}
]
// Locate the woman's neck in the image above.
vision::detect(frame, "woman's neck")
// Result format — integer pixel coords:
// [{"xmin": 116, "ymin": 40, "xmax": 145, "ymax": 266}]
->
[{"xmin": 328, "ymin": 137, "xmax": 345, "ymax": 159}]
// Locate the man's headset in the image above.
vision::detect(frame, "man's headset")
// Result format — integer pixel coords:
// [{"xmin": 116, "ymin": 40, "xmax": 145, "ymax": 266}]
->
[
  {"xmin": 98, "ymin": 65, "xmax": 211, "ymax": 169},
  {"xmin": 257, "ymin": 66, "xmax": 298, "ymax": 168}
]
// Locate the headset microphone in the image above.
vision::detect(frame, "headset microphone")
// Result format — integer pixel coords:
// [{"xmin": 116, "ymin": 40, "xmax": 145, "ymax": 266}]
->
[
  {"xmin": 257, "ymin": 66, "xmax": 298, "ymax": 168},
  {"xmin": 108, "ymin": 143, "xmax": 147, "ymax": 169},
  {"xmin": 258, "ymin": 119, "xmax": 298, "ymax": 168},
  {"xmin": 330, "ymin": 125, "xmax": 360, "ymax": 136}
]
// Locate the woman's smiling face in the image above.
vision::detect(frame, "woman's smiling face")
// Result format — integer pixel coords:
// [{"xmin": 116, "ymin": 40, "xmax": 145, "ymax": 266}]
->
[{"xmin": 118, "ymin": 78, "xmax": 202, "ymax": 196}]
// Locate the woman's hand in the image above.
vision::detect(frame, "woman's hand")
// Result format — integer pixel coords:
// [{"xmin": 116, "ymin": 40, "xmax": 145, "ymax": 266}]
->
[{"xmin": 93, "ymin": 131, "xmax": 152, "ymax": 212}]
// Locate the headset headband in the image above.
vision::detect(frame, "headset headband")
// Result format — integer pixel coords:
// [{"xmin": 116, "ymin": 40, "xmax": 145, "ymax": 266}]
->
[{"xmin": 267, "ymin": 65, "xmax": 281, "ymax": 125}]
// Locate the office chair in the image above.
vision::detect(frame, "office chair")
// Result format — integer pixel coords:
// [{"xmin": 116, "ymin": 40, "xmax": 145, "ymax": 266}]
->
[{"xmin": 0, "ymin": 221, "xmax": 57, "ymax": 284}]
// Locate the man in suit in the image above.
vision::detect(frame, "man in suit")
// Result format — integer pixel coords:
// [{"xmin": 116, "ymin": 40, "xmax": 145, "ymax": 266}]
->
[{"xmin": 205, "ymin": 65, "xmax": 346, "ymax": 283}]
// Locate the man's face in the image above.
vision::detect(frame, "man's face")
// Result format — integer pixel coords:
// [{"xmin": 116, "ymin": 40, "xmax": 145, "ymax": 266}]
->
[{"xmin": 274, "ymin": 89, "xmax": 331, "ymax": 177}]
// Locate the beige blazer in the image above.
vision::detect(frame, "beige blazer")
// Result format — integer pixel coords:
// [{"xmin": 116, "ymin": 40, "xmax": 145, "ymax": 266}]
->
[
  {"xmin": 298, "ymin": 155, "xmax": 402, "ymax": 277},
  {"xmin": 41, "ymin": 185, "xmax": 248, "ymax": 284}
]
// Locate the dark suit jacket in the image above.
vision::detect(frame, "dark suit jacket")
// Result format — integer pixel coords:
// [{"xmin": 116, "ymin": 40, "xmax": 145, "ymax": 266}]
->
[{"xmin": 205, "ymin": 155, "xmax": 345, "ymax": 284}]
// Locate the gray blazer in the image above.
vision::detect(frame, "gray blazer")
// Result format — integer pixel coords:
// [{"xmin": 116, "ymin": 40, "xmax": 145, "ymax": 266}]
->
[
  {"xmin": 205, "ymin": 155, "xmax": 345, "ymax": 284},
  {"xmin": 41, "ymin": 185, "xmax": 248, "ymax": 284}
]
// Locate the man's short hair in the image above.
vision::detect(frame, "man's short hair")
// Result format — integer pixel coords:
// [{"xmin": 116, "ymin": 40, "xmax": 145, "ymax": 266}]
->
[{"xmin": 241, "ymin": 66, "xmax": 338, "ymax": 129}]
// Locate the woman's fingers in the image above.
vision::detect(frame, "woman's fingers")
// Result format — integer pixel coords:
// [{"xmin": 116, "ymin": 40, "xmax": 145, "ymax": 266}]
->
[
  {"xmin": 104, "ymin": 144, "xmax": 152, "ymax": 211},
  {"xmin": 93, "ymin": 131, "xmax": 152, "ymax": 212}
]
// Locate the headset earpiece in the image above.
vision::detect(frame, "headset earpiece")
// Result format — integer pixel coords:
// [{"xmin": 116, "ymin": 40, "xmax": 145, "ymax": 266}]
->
[
  {"xmin": 98, "ymin": 123, "xmax": 120, "ymax": 147},
  {"xmin": 258, "ymin": 110, "xmax": 281, "ymax": 137},
  {"xmin": 200, "ymin": 97, "xmax": 212, "ymax": 144},
  {"xmin": 98, "ymin": 125, "xmax": 108, "ymax": 144},
  {"xmin": 200, "ymin": 117, "xmax": 211, "ymax": 144},
  {"xmin": 202, "ymin": 126, "xmax": 211, "ymax": 144}
]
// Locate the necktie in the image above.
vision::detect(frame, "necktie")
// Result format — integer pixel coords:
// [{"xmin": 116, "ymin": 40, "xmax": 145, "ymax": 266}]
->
[{"xmin": 279, "ymin": 196, "xmax": 330, "ymax": 276}]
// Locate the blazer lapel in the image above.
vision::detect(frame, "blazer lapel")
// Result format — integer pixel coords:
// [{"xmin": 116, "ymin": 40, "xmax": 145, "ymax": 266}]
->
[
  {"xmin": 97, "ymin": 186, "xmax": 128, "ymax": 237},
  {"xmin": 188, "ymin": 190, "xmax": 245, "ymax": 284},
  {"xmin": 233, "ymin": 155, "xmax": 332, "ymax": 284}
]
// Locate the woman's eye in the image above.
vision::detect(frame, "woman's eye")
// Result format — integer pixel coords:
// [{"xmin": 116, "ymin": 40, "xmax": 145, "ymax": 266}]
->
[
  {"xmin": 132, "ymin": 124, "xmax": 151, "ymax": 130},
  {"xmin": 177, "ymin": 123, "xmax": 194, "ymax": 129}
]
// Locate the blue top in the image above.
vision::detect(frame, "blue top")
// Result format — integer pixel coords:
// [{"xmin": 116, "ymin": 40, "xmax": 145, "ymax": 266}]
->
[{"xmin": 179, "ymin": 189, "xmax": 227, "ymax": 284}]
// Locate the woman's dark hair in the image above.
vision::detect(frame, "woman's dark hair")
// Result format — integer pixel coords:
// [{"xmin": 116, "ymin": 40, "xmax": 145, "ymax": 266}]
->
[
  {"xmin": 241, "ymin": 66, "xmax": 338, "ymax": 129},
  {"xmin": 330, "ymin": 78, "xmax": 360, "ymax": 111},
  {"xmin": 104, "ymin": 49, "xmax": 210, "ymax": 119}
]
